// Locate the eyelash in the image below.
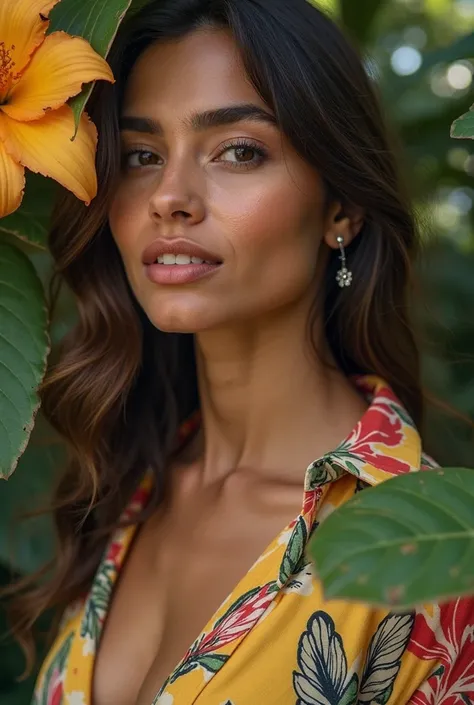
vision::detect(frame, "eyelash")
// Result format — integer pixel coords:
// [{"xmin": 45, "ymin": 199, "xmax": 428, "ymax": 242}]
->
[
  {"xmin": 217, "ymin": 138, "xmax": 268, "ymax": 169},
  {"xmin": 121, "ymin": 138, "xmax": 268, "ymax": 172}
]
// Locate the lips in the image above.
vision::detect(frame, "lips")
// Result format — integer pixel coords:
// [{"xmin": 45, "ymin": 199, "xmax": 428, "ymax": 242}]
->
[{"xmin": 142, "ymin": 238, "xmax": 222, "ymax": 266}]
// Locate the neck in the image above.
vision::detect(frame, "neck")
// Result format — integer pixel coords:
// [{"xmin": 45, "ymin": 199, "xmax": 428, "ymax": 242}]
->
[{"xmin": 190, "ymin": 300, "xmax": 368, "ymax": 485}]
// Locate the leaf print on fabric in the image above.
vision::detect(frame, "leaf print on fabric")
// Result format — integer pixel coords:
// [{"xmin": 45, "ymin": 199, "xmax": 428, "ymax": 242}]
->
[
  {"xmin": 358, "ymin": 613, "xmax": 414, "ymax": 703},
  {"xmin": 420, "ymin": 452, "xmax": 439, "ymax": 471},
  {"xmin": 279, "ymin": 516, "xmax": 308, "ymax": 586},
  {"xmin": 293, "ymin": 611, "xmax": 359, "ymax": 705},
  {"xmin": 283, "ymin": 520, "xmax": 318, "ymax": 596},
  {"xmin": 387, "ymin": 401, "xmax": 415, "ymax": 428},
  {"xmin": 37, "ymin": 632, "xmax": 74, "ymax": 705},
  {"xmin": 166, "ymin": 582, "xmax": 278, "ymax": 690},
  {"xmin": 283, "ymin": 558, "xmax": 315, "ymax": 596},
  {"xmin": 45, "ymin": 668, "xmax": 62, "ymax": 705},
  {"xmin": 80, "ymin": 561, "xmax": 115, "ymax": 643},
  {"xmin": 212, "ymin": 586, "xmax": 263, "ymax": 631},
  {"xmin": 306, "ymin": 460, "xmax": 344, "ymax": 490}
]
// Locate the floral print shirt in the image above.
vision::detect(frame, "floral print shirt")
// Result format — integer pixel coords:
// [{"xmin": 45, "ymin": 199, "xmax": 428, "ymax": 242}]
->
[{"xmin": 33, "ymin": 375, "xmax": 474, "ymax": 705}]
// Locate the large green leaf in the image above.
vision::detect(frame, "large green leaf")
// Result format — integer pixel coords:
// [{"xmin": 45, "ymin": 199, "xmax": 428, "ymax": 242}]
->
[
  {"xmin": 48, "ymin": 0, "xmax": 138, "ymax": 133},
  {"xmin": 0, "ymin": 242, "xmax": 49, "ymax": 479},
  {"xmin": 451, "ymin": 106, "xmax": 474, "ymax": 140},
  {"xmin": 309, "ymin": 468, "xmax": 474, "ymax": 608},
  {"xmin": 0, "ymin": 174, "xmax": 57, "ymax": 249}
]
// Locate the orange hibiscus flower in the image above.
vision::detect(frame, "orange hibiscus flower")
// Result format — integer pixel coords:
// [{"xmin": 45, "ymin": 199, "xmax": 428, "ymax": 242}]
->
[{"xmin": 0, "ymin": 0, "xmax": 114, "ymax": 218}]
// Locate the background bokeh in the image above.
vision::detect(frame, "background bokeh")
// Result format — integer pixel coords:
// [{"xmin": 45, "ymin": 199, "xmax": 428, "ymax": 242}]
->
[{"xmin": 1, "ymin": 0, "xmax": 473, "ymax": 701}]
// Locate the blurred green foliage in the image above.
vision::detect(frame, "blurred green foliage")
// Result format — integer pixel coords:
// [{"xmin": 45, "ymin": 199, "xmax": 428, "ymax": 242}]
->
[{"xmin": 1, "ymin": 0, "xmax": 474, "ymax": 700}]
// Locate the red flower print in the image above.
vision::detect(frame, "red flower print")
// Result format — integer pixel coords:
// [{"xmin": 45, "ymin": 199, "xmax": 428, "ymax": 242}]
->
[
  {"xmin": 302, "ymin": 488, "xmax": 322, "ymax": 521},
  {"xmin": 106, "ymin": 541, "xmax": 122, "ymax": 565},
  {"xmin": 408, "ymin": 597, "xmax": 474, "ymax": 704},
  {"xmin": 187, "ymin": 582, "xmax": 276, "ymax": 658},
  {"xmin": 339, "ymin": 397, "xmax": 414, "ymax": 476},
  {"xmin": 47, "ymin": 668, "xmax": 63, "ymax": 705}
]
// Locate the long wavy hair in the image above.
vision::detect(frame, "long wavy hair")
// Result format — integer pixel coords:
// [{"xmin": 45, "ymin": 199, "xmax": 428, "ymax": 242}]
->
[{"xmin": 10, "ymin": 0, "xmax": 424, "ymax": 671}]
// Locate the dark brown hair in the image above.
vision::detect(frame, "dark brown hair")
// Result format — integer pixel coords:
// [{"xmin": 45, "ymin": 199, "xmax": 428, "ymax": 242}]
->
[{"xmin": 10, "ymin": 0, "xmax": 423, "ymax": 671}]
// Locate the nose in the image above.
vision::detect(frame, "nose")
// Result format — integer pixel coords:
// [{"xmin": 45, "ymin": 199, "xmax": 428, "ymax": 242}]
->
[{"xmin": 148, "ymin": 160, "xmax": 206, "ymax": 225}]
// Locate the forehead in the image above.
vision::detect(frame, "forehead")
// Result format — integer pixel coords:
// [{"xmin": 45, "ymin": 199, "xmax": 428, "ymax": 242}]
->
[{"xmin": 122, "ymin": 28, "xmax": 268, "ymax": 119}]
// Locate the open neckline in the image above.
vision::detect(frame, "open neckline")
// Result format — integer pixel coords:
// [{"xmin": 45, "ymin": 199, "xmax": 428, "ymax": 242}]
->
[{"xmin": 65, "ymin": 374, "xmax": 421, "ymax": 704}]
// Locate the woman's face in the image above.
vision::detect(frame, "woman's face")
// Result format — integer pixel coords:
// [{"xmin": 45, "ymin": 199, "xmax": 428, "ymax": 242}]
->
[{"xmin": 109, "ymin": 28, "xmax": 332, "ymax": 333}]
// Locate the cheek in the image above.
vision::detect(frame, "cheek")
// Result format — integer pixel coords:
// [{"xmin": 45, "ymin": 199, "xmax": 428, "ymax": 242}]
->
[
  {"xmin": 107, "ymin": 183, "xmax": 150, "ymax": 288},
  {"xmin": 214, "ymin": 174, "xmax": 324, "ymax": 298}
]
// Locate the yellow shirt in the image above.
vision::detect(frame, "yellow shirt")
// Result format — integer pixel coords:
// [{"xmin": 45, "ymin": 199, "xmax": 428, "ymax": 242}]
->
[{"xmin": 33, "ymin": 375, "xmax": 474, "ymax": 705}]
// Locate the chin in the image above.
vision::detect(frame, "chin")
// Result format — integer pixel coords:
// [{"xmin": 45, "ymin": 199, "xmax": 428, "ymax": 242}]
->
[{"xmin": 147, "ymin": 309, "xmax": 217, "ymax": 335}]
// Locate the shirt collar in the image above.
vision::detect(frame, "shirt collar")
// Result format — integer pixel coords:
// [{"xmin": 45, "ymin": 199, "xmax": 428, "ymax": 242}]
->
[
  {"xmin": 305, "ymin": 374, "xmax": 422, "ymax": 490},
  {"xmin": 178, "ymin": 374, "xmax": 422, "ymax": 493}
]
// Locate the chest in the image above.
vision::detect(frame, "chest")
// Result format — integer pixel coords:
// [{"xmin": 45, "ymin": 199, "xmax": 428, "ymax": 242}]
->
[{"xmin": 92, "ymin": 475, "xmax": 303, "ymax": 705}]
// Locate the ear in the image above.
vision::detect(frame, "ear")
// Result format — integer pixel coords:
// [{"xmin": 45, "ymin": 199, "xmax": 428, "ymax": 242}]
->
[{"xmin": 323, "ymin": 201, "xmax": 365, "ymax": 250}]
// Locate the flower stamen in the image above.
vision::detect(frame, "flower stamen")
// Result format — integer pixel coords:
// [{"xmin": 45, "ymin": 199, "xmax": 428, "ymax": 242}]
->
[{"xmin": 0, "ymin": 41, "xmax": 16, "ymax": 100}]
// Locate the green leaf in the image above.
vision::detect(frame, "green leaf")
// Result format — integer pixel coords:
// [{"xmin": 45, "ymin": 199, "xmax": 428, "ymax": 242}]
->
[
  {"xmin": 451, "ymin": 106, "xmax": 474, "ymax": 140},
  {"xmin": 0, "ymin": 242, "xmax": 49, "ymax": 479},
  {"xmin": 0, "ymin": 174, "xmax": 57, "ymax": 249},
  {"xmin": 48, "ymin": 0, "xmax": 137, "ymax": 132},
  {"xmin": 309, "ymin": 468, "xmax": 474, "ymax": 608}
]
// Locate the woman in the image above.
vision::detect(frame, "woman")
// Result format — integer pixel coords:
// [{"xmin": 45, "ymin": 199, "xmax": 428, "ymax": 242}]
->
[{"xmin": 15, "ymin": 0, "xmax": 473, "ymax": 703}]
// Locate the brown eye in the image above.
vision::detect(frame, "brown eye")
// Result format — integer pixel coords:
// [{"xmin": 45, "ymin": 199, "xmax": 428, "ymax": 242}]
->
[
  {"xmin": 217, "ymin": 141, "xmax": 267, "ymax": 169},
  {"xmin": 123, "ymin": 150, "xmax": 161, "ymax": 169},
  {"xmin": 234, "ymin": 146, "xmax": 256, "ymax": 162},
  {"xmin": 138, "ymin": 151, "xmax": 157, "ymax": 165}
]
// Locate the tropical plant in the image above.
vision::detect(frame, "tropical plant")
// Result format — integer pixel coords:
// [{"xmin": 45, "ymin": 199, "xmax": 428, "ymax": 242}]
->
[{"xmin": 0, "ymin": 2, "xmax": 474, "ymax": 699}]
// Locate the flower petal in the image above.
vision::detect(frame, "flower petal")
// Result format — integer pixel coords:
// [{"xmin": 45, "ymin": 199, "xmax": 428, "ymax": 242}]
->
[
  {"xmin": 0, "ymin": 0, "xmax": 60, "ymax": 80},
  {"xmin": 0, "ymin": 137, "xmax": 25, "ymax": 218},
  {"xmin": 4, "ymin": 32, "xmax": 115, "ymax": 121},
  {"xmin": 0, "ymin": 105, "xmax": 98, "ymax": 204}
]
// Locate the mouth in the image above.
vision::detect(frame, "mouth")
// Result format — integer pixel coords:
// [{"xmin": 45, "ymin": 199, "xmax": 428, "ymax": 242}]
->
[
  {"xmin": 142, "ymin": 238, "xmax": 223, "ymax": 266},
  {"xmin": 145, "ymin": 259, "xmax": 222, "ymax": 286},
  {"xmin": 154, "ymin": 254, "xmax": 221, "ymax": 266}
]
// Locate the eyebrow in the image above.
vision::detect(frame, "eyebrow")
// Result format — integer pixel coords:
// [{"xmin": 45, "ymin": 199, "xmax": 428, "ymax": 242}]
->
[{"xmin": 119, "ymin": 104, "xmax": 278, "ymax": 135}]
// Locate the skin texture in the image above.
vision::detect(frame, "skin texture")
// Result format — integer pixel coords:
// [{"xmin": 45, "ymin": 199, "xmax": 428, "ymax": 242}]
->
[{"xmin": 98, "ymin": 28, "xmax": 367, "ymax": 705}]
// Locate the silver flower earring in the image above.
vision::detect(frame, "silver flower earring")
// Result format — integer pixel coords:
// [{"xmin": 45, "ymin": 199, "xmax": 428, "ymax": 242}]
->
[{"xmin": 336, "ymin": 235, "xmax": 353, "ymax": 288}]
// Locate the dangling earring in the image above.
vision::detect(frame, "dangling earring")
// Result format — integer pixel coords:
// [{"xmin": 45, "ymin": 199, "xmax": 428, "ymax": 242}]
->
[{"xmin": 336, "ymin": 235, "xmax": 353, "ymax": 288}]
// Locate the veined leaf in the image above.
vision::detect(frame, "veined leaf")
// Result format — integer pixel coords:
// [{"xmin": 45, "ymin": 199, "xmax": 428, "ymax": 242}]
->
[
  {"xmin": 48, "ymin": 0, "xmax": 138, "ymax": 133},
  {"xmin": 308, "ymin": 468, "xmax": 474, "ymax": 608},
  {"xmin": 0, "ymin": 174, "xmax": 57, "ymax": 249},
  {"xmin": 451, "ymin": 106, "xmax": 474, "ymax": 140},
  {"xmin": 0, "ymin": 242, "xmax": 50, "ymax": 479}
]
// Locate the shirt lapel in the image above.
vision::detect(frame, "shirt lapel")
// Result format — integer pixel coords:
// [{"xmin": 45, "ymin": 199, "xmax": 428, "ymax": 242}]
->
[
  {"xmin": 305, "ymin": 375, "xmax": 422, "ymax": 492},
  {"xmin": 64, "ymin": 374, "xmax": 422, "ymax": 705}
]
